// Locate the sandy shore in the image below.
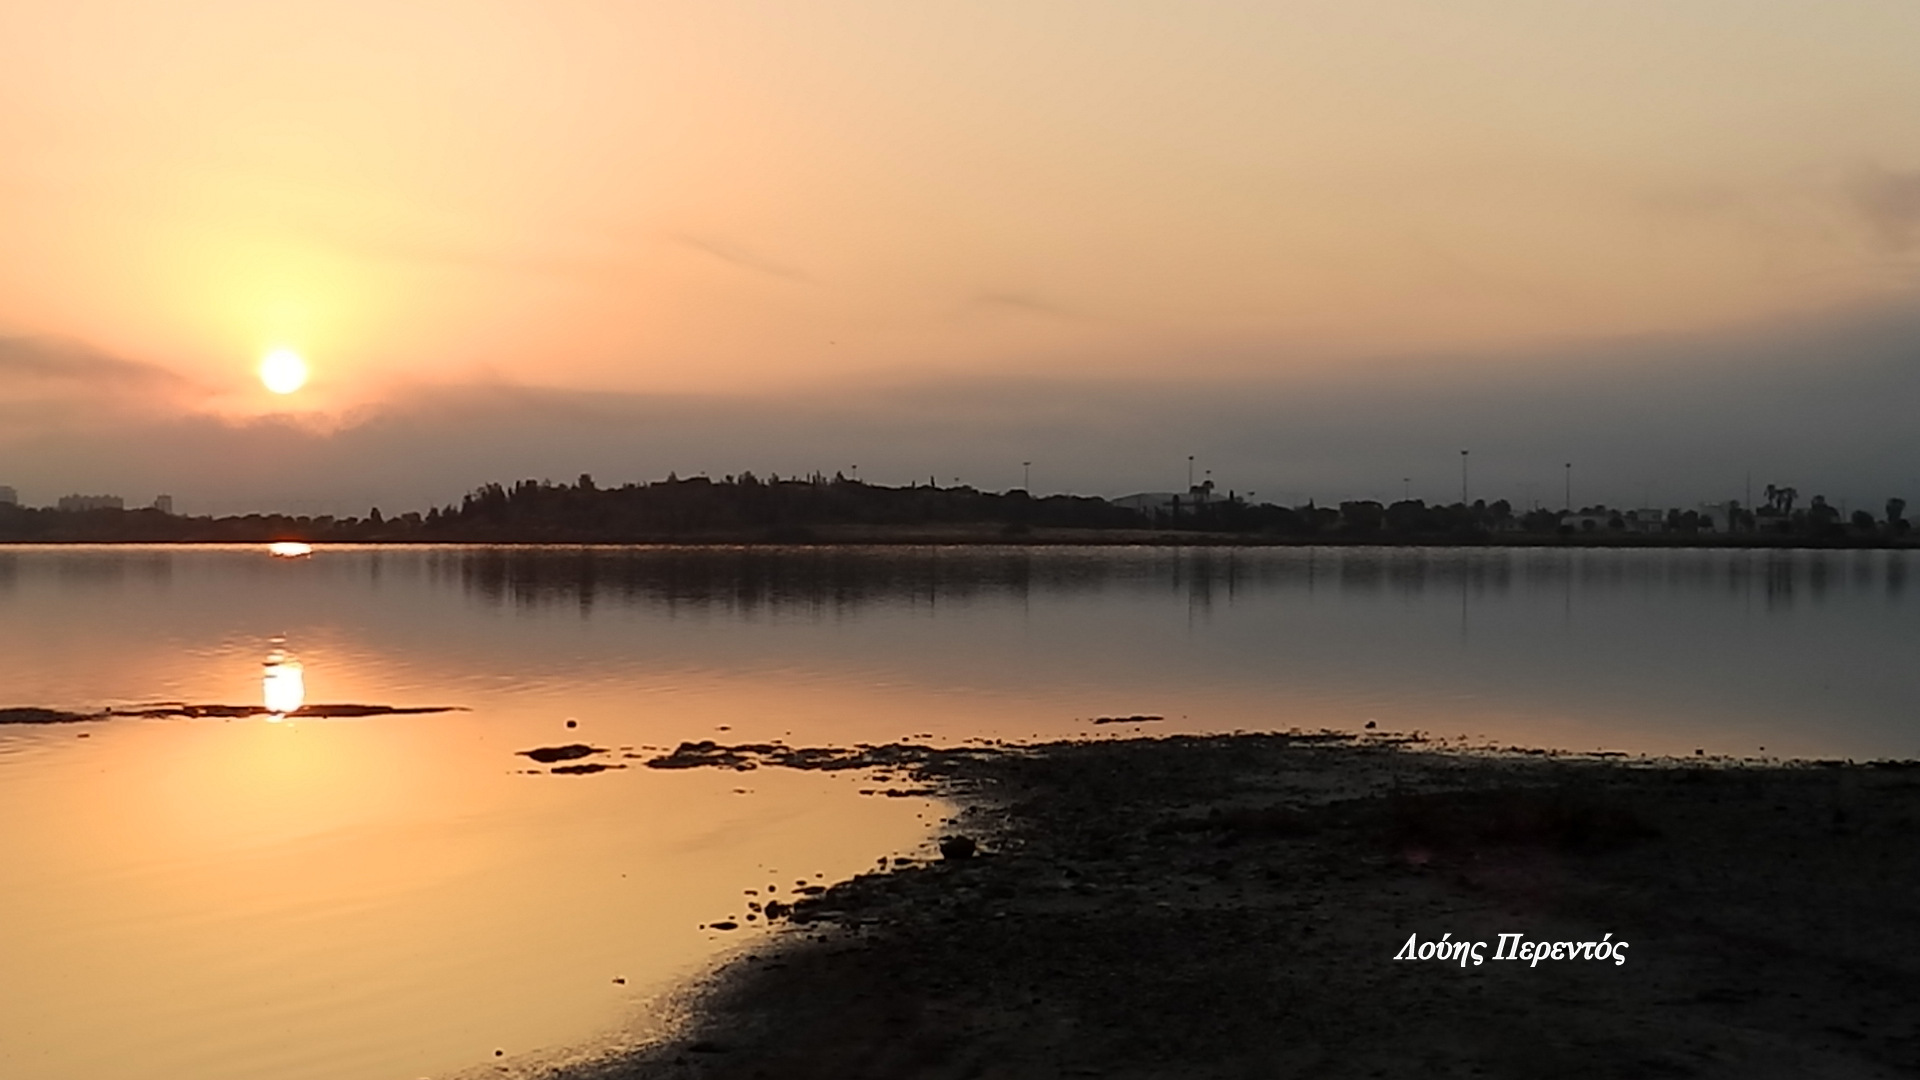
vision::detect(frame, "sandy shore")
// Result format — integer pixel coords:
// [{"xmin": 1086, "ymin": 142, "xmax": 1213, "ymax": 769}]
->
[{"xmin": 549, "ymin": 733, "xmax": 1920, "ymax": 1079}]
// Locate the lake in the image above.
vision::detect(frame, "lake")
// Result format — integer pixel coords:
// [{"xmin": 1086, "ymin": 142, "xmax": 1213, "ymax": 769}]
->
[{"xmin": 1, "ymin": 543, "xmax": 1914, "ymax": 1079}]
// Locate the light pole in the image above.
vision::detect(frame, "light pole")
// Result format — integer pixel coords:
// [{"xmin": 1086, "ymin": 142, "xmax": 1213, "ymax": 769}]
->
[
  {"xmin": 1460, "ymin": 450, "xmax": 1469, "ymax": 505},
  {"xmin": 1402, "ymin": 477, "xmax": 1411, "ymax": 502},
  {"xmin": 1022, "ymin": 461, "xmax": 1031, "ymax": 491},
  {"xmin": 1564, "ymin": 462, "xmax": 1571, "ymax": 511},
  {"xmin": 1187, "ymin": 455, "xmax": 1195, "ymax": 490}
]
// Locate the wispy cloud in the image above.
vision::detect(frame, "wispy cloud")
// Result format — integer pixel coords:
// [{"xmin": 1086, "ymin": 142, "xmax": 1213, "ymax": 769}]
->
[
  {"xmin": 672, "ymin": 235, "xmax": 808, "ymax": 281},
  {"xmin": 969, "ymin": 290, "xmax": 1073, "ymax": 318}
]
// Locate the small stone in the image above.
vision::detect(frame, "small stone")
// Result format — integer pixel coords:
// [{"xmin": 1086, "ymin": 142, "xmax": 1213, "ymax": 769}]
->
[{"xmin": 940, "ymin": 835, "xmax": 978, "ymax": 861}]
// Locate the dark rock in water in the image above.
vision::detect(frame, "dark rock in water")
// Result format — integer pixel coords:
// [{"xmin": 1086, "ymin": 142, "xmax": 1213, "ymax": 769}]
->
[
  {"xmin": 940, "ymin": 835, "xmax": 978, "ymax": 860},
  {"xmin": 518, "ymin": 743, "xmax": 603, "ymax": 764},
  {"xmin": 645, "ymin": 740, "xmax": 765, "ymax": 770},
  {"xmin": 763, "ymin": 900, "xmax": 791, "ymax": 920},
  {"xmin": 0, "ymin": 708, "xmax": 97, "ymax": 725},
  {"xmin": 1090, "ymin": 714, "xmax": 1164, "ymax": 725},
  {"xmin": 551, "ymin": 762, "xmax": 626, "ymax": 775},
  {"xmin": 709, "ymin": 921, "xmax": 740, "ymax": 931}
]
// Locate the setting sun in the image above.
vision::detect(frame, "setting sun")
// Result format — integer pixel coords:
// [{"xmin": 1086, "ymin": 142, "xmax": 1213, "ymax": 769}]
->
[{"xmin": 259, "ymin": 349, "xmax": 309, "ymax": 395}]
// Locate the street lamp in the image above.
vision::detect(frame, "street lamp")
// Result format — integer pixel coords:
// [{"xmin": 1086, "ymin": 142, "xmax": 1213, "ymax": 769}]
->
[
  {"xmin": 1564, "ymin": 462, "xmax": 1572, "ymax": 511},
  {"xmin": 1460, "ymin": 450, "xmax": 1469, "ymax": 505},
  {"xmin": 1022, "ymin": 461, "xmax": 1031, "ymax": 491}
]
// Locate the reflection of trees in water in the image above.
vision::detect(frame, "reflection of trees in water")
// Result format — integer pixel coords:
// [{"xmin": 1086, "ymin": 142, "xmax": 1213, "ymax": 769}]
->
[
  {"xmin": 1764, "ymin": 553, "xmax": 1798, "ymax": 607},
  {"xmin": 439, "ymin": 546, "xmax": 1920, "ymax": 613},
  {"xmin": 40, "ymin": 550, "xmax": 174, "ymax": 588},
  {"xmin": 450, "ymin": 547, "xmax": 1062, "ymax": 612}
]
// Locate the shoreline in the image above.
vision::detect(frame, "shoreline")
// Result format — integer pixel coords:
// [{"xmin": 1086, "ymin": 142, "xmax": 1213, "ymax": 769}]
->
[
  {"xmin": 3, "ymin": 530, "xmax": 1918, "ymax": 550},
  {"xmin": 546, "ymin": 733, "xmax": 1920, "ymax": 1079}
]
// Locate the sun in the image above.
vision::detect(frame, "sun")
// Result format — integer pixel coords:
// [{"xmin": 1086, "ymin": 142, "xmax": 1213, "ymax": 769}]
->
[{"xmin": 258, "ymin": 348, "xmax": 310, "ymax": 395}]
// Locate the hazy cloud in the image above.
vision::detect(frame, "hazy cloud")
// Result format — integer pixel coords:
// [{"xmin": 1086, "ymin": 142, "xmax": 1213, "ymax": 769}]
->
[
  {"xmin": 1851, "ymin": 166, "xmax": 1920, "ymax": 252},
  {"xmin": 0, "ymin": 335, "xmax": 192, "ymax": 391},
  {"xmin": 0, "ymin": 337, "xmax": 201, "ymax": 436},
  {"xmin": 6, "ymin": 299, "xmax": 1920, "ymax": 516}
]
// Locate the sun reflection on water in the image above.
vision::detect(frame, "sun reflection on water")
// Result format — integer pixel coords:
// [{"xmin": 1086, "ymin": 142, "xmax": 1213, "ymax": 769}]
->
[
  {"xmin": 262, "ymin": 642, "xmax": 305, "ymax": 718},
  {"xmin": 267, "ymin": 541, "xmax": 313, "ymax": 559}
]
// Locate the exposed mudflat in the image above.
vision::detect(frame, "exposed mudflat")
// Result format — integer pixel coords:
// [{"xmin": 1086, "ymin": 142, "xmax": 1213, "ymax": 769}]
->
[{"xmin": 543, "ymin": 734, "xmax": 1920, "ymax": 1080}]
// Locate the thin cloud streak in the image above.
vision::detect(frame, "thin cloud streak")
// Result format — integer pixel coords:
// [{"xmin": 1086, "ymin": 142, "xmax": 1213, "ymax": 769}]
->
[
  {"xmin": 968, "ymin": 291, "xmax": 1075, "ymax": 319},
  {"xmin": 672, "ymin": 235, "xmax": 809, "ymax": 282}
]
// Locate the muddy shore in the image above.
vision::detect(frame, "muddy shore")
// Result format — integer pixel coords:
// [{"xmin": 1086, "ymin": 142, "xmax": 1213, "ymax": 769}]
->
[{"xmin": 547, "ymin": 734, "xmax": 1919, "ymax": 1080}]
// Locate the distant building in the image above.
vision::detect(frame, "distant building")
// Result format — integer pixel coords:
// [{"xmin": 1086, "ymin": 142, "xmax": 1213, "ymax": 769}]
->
[
  {"xmin": 1114, "ymin": 480, "xmax": 1218, "ymax": 517},
  {"xmin": 1112, "ymin": 492, "xmax": 1182, "ymax": 514},
  {"xmin": 1622, "ymin": 509, "xmax": 1667, "ymax": 534},
  {"xmin": 1696, "ymin": 502, "xmax": 1736, "ymax": 532},
  {"xmin": 151, "ymin": 494, "xmax": 174, "ymax": 514},
  {"xmin": 56, "ymin": 494, "xmax": 124, "ymax": 512},
  {"xmin": 0, "ymin": 486, "xmax": 16, "ymax": 506}
]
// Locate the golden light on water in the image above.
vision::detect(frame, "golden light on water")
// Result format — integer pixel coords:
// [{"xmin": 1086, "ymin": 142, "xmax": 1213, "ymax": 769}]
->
[
  {"xmin": 258, "ymin": 348, "xmax": 310, "ymax": 395},
  {"xmin": 263, "ymin": 645, "xmax": 306, "ymax": 718},
  {"xmin": 268, "ymin": 541, "xmax": 313, "ymax": 558}
]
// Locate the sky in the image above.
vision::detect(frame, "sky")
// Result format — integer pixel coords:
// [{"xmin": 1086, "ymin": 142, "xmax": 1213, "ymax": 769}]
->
[{"xmin": 2, "ymin": 1, "xmax": 1917, "ymax": 514}]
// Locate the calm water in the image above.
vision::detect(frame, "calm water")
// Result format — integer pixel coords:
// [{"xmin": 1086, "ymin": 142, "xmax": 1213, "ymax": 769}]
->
[{"xmin": 1, "ymin": 543, "xmax": 1915, "ymax": 1079}]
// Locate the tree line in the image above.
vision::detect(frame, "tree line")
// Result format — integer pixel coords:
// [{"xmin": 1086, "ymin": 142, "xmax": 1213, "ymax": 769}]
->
[{"xmin": 0, "ymin": 472, "xmax": 1910, "ymax": 545}]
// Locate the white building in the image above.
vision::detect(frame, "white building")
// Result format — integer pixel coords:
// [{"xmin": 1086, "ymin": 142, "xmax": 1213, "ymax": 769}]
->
[
  {"xmin": 151, "ymin": 494, "xmax": 174, "ymax": 514},
  {"xmin": 1697, "ymin": 502, "xmax": 1736, "ymax": 532},
  {"xmin": 0, "ymin": 486, "xmax": 16, "ymax": 506}
]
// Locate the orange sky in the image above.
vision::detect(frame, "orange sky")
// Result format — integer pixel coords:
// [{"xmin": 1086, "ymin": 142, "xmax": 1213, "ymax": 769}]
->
[
  {"xmin": 3, "ymin": 3, "xmax": 1919, "ymax": 513},
  {"xmin": 3, "ymin": 0, "xmax": 1917, "ymax": 418}
]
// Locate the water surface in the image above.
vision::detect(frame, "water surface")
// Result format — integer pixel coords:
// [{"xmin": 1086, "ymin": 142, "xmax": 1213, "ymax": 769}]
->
[{"xmin": 1, "ymin": 544, "xmax": 1914, "ymax": 1079}]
